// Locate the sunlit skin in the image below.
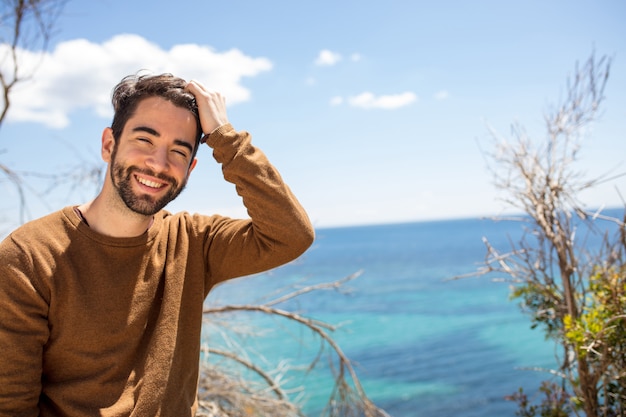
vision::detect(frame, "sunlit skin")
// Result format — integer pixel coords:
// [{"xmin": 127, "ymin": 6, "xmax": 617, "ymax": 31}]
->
[
  {"xmin": 78, "ymin": 97, "xmax": 199, "ymax": 237},
  {"xmin": 109, "ymin": 117, "xmax": 195, "ymax": 216}
]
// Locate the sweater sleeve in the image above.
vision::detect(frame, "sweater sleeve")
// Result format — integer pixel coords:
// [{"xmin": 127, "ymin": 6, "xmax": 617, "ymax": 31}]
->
[
  {"xmin": 0, "ymin": 235, "xmax": 49, "ymax": 416},
  {"xmin": 202, "ymin": 124, "xmax": 315, "ymax": 283}
]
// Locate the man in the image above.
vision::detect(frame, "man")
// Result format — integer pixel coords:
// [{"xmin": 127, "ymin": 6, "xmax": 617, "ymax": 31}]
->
[{"xmin": 0, "ymin": 73, "xmax": 314, "ymax": 416}]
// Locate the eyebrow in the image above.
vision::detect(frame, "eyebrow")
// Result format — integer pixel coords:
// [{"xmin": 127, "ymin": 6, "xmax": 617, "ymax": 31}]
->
[{"xmin": 132, "ymin": 125, "xmax": 195, "ymax": 154}]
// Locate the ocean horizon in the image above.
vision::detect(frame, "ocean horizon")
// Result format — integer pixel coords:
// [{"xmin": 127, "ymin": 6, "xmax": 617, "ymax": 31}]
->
[{"xmin": 204, "ymin": 208, "xmax": 622, "ymax": 416}]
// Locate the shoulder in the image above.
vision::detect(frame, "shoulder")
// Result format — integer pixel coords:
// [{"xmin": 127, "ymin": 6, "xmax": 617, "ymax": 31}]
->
[
  {"xmin": 0, "ymin": 207, "xmax": 78, "ymax": 255},
  {"xmin": 158, "ymin": 210, "xmax": 221, "ymax": 228},
  {"xmin": 157, "ymin": 210, "xmax": 242, "ymax": 238}
]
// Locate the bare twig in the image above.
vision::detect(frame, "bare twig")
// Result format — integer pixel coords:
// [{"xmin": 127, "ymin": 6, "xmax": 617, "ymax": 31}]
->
[
  {"xmin": 201, "ymin": 274, "xmax": 391, "ymax": 417},
  {"xmin": 475, "ymin": 51, "xmax": 625, "ymax": 416}
]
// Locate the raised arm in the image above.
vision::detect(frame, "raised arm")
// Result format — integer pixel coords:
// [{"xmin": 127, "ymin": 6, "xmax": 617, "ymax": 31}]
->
[
  {"xmin": 200, "ymin": 124, "xmax": 314, "ymax": 282},
  {"xmin": 185, "ymin": 80, "xmax": 314, "ymax": 282}
]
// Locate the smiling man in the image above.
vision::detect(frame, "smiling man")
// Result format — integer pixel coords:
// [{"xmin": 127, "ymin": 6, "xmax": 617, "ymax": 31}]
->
[
  {"xmin": 107, "ymin": 100, "xmax": 196, "ymax": 215},
  {"xmin": 0, "ymin": 73, "xmax": 314, "ymax": 416}
]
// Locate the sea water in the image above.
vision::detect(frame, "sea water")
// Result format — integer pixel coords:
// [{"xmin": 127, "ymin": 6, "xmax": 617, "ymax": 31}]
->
[{"xmin": 204, "ymin": 210, "xmax": 621, "ymax": 416}]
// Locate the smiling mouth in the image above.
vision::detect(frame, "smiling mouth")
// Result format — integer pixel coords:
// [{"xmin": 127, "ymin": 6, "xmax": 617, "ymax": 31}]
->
[{"xmin": 135, "ymin": 175, "xmax": 166, "ymax": 189}]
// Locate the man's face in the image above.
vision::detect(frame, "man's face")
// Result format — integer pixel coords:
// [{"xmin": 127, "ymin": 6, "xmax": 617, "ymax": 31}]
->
[{"xmin": 105, "ymin": 96, "xmax": 198, "ymax": 216}]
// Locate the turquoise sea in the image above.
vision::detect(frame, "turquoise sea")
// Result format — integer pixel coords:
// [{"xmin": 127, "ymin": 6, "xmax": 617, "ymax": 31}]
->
[{"xmin": 204, "ymin": 210, "xmax": 620, "ymax": 416}]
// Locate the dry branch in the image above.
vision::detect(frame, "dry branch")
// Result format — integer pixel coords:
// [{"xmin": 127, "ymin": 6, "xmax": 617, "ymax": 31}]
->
[
  {"xmin": 200, "ymin": 273, "xmax": 391, "ymax": 417},
  {"xmin": 470, "ymin": 51, "xmax": 625, "ymax": 416}
]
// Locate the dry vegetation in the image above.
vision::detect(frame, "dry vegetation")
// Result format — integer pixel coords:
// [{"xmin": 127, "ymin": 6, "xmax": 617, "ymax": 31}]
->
[
  {"xmin": 459, "ymin": 52, "xmax": 625, "ymax": 416},
  {"xmin": 197, "ymin": 272, "xmax": 391, "ymax": 417}
]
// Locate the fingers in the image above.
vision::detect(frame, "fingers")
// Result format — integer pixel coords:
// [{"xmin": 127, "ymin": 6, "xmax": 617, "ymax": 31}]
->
[
  {"xmin": 185, "ymin": 80, "xmax": 229, "ymax": 135},
  {"xmin": 185, "ymin": 80, "xmax": 225, "ymax": 105},
  {"xmin": 184, "ymin": 79, "xmax": 207, "ymax": 96}
]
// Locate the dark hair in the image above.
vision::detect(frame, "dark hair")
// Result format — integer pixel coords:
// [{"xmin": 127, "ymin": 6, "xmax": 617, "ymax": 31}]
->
[{"xmin": 110, "ymin": 73, "xmax": 203, "ymax": 159}]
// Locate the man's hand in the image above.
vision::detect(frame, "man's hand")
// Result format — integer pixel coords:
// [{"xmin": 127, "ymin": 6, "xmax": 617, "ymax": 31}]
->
[{"xmin": 185, "ymin": 80, "xmax": 229, "ymax": 137}]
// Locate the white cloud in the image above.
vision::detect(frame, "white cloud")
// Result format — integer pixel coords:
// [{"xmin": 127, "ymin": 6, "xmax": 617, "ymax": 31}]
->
[
  {"xmin": 2, "ymin": 34, "xmax": 273, "ymax": 128},
  {"xmin": 350, "ymin": 53, "xmax": 362, "ymax": 62},
  {"xmin": 314, "ymin": 49, "xmax": 342, "ymax": 66},
  {"xmin": 347, "ymin": 91, "xmax": 417, "ymax": 110},
  {"xmin": 434, "ymin": 90, "xmax": 449, "ymax": 100}
]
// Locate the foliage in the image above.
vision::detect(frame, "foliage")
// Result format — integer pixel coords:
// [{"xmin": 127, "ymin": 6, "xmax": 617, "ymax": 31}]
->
[
  {"xmin": 563, "ymin": 267, "xmax": 626, "ymax": 413},
  {"xmin": 506, "ymin": 382, "xmax": 574, "ymax": 417},
  {"xmin": 465, "ymin": 51, "xmax": 626, "ymax": 417}
]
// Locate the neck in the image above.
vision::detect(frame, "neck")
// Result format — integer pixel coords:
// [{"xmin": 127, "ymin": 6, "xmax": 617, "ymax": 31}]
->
[{"xmin": 78, "ymin": 193, "xmax": 154, "ymax": 238}]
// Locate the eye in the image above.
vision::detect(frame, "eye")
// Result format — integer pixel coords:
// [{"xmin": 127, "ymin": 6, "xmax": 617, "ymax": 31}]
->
[{"xmin": 172, "ymin": 148, "xmax": 189, "ymax": 159}]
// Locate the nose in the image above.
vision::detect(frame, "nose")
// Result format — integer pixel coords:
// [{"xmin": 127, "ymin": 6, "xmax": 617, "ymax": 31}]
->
[{"xmin": 145, "ymin": 147, "xmax": 170, "ymax": 173}]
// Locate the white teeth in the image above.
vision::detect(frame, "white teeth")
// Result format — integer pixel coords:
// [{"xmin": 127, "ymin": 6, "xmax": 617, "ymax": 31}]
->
[{"xmin": 136, "ymin": 176, "xmax": 164, "ymax": 188}]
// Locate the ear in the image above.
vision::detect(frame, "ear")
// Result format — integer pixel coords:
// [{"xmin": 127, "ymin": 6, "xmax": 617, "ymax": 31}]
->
[
  {"xmin": 186, "ymin": 158, "xmax": 198, "ymax": 179},
  {"xmin": 101, "ymin": 127, "xmax": 115, "ymax": 163}
]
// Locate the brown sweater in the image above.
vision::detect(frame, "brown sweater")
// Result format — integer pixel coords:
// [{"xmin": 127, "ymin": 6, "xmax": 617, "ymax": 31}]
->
[{"xmin": 0, "ymin": 124, "xmax": 314, "ymax": 417}]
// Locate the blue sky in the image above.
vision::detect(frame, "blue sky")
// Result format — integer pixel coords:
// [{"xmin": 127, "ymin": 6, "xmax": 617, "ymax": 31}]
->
[{"xmin": 0, "ymin": 0, "xmax": 624, "ymax": 229}]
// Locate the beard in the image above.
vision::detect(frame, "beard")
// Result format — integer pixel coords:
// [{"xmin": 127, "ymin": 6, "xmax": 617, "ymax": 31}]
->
[{"xmin": 110, "ymin": 146, "xmax": 188, "ymax": 216}]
